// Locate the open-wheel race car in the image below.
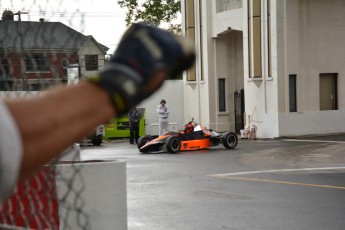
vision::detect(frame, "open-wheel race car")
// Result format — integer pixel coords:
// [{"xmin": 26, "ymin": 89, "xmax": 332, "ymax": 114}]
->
[{"xmin": 137, "ymin": 120, "xmax": 238, "ymax": 153}]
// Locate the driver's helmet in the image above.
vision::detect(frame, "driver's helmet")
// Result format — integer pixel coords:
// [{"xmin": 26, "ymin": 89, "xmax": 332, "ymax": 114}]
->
[{"xmin": 184, "ymin": 121, "xmax": 194, "ymax": 133}]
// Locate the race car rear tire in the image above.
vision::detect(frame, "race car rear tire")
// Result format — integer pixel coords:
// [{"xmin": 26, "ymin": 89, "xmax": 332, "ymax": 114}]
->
[
  {"xmin": 137, "ymin": 135, "xmax": 152, "ymax": 153},
  {"xmin": 166, "ymin": 136, "xmax": 181, "ymax": 153},
  {"xmin": 222, "ymin": 132, "xmax": 238, "ymax": 149}
]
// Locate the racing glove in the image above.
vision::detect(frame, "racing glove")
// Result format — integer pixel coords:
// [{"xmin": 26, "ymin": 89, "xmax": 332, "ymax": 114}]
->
[{"xmin": 88, "ymin": 22, "xmax": 195, "ymax": 115}]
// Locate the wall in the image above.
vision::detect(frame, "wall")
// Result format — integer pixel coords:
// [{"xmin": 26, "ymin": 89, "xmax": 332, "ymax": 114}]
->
[
  {"xmin": 182, "ymin": 0, "xmax": 345, "ymax": 138},
  {"xmin": 182, "ymin": 0, "xmax": 209, "ymax": 128},
  {"xmin": 0, "ymin": 51, "xmax": 79, "ymax": 90},
  {"xmin": 261, "ymin": 110, "xmax": 343, "ymax": 139},
  {"xmin": 285, "ymin": 0, "xmax": 345, "ymax": 111},
  {"xmin": 79, "ymin": 38, "xmax": 106, "ymax": 79},
  {"xmin": 55, "ymin": 160, "xmax": 127, "ymax": 230},
  {"xmin": 138, "ymin": 80, "xmax": 185, "ymax": 135},
  {"xmin": 182, "ymin": 0, "xmax": 245, "ymax": 132},
  {"xmin": 263, "ymin": 0, "xmax": 345, "ymax": 138},
  {"xmin": 212, "ymin": 8, "xmax": 243, "ymax": 36},
  {"xmin": 267, "ymin": 0, "xmax": 345, "ymax": 138}
]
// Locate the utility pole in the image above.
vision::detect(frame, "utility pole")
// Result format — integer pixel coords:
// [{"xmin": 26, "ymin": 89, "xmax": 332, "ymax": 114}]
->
[{"xmin": 12, "ymin": 11, "xmax": 28, "ymax": 91}]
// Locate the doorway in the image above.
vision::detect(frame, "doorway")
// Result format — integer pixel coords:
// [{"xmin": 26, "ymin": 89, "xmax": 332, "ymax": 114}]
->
[
  {"xmin": 234, "ymin": 89, "xmax": 245, "ymax": 133},
  {"xmin": 319, "ymin": 73, "xmax": 338, "ymax": 111}
]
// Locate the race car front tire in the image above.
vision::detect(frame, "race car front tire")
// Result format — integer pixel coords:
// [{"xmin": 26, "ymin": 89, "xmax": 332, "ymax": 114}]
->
[
  {"xmin": 137, "ymin": 135, "xmax": 152, "ymax": 153},
  {"xmin": 222, "ymin": 132, "xmax": 238, "ymax": 149},
  {"xmin": 166, "ymin": 136, "xmax": 181, "ymax": 153}
]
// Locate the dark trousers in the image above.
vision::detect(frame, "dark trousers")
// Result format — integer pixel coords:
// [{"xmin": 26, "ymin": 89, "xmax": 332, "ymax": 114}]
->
[{"xmin": 130, "ymin": 125, "xmax": 139, "ymax": 143}]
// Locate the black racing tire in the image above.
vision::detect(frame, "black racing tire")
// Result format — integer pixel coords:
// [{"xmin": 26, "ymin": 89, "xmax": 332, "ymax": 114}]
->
[
  {"xmin": 222, "ymin": 132, "xmax": 238, "ymax": 149},
  {"xmin": 137, "ymin": 135, "xmax": 152, "ymax": 152},
  {"xmin": 166, "ymin": 136, "xmax": 181, "ymax": 153}
]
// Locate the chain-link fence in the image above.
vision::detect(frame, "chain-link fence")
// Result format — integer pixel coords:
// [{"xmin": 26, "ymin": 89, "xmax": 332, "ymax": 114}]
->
[
  {"xmin": 0, "ymin": 1, "xmax": 118, "ymax": 229},
  {"xmin": 0, "ymin": 145, "xmax": 91, "ymax": 230}
]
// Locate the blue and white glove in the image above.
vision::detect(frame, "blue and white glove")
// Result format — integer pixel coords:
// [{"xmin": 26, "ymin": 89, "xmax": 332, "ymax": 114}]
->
[{"xmin": 88, "ymin": 22, "xmax": 195, "ymax": 115}]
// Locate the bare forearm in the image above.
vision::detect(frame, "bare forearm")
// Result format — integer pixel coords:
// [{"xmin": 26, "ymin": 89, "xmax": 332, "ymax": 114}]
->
[
  {"xmin": 5, "ymin": 81, "xmax": 115, "ymax": 180},
  {"xmin": 1, "ymin": 22, "xmax": 195, "ymax": 189}
]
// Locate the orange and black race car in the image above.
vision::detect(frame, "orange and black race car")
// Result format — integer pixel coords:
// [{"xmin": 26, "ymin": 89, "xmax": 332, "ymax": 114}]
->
[{"xmin": 137, "ymin": 120, "xmax": 238, "ymax": 153}]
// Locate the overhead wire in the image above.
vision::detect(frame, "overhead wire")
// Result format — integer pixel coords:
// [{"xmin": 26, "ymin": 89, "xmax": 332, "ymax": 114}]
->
[{"xmin": 0, "ymin": 8, "xmax": 126, "ymax": 18}]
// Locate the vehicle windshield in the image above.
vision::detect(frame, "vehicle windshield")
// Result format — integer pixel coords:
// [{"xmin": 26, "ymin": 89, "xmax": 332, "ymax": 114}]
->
[
  {"xmin": 162, "ymin": 131, "xmax": 179, "ymax": 135},
  {"xmin": 194, "ymin": 125, "xmax": 202, "ymax": 131}
]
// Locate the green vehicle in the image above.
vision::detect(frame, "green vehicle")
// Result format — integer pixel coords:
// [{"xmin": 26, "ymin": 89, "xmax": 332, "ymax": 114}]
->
[{"xmin": 105, "ymin": 109, "xmax": 145, "ymax": 139}]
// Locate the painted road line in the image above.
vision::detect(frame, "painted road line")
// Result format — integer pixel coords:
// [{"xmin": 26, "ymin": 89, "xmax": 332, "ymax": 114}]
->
[
  {"xmin": 282, "ymin": 139, "xmax": 345, "ymax": 144},
  {"xmin": 208, "ymin": 167, "xmax": 345, "ymax": 177},
  {"xmin": 208, "ymin": 167, "xmax": 345, "ymax": 190},
  {"xmin": 208, "ymin": 175, "xmax": 345, "ymax": 190}
]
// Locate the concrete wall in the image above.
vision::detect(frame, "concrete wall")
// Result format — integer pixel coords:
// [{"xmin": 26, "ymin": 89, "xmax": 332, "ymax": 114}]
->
[
  {"xmin": 212, "ymin": 1, "xmax": 243, "ymax": 36},
  {"xmin": 243, "ymin": 0, "xmax": 345, "ymax": 138},
  {"xmin": 285, "ymin": 0, "xmax": 345, "ymax": 111},
  {"xmin": 182, "ymin": 0, "xmax": 244, "ymax": 132},
  {"xmin": 182, "ymin": 0, "xmax": 207, "ymax": 127},
  {"xmin": 273, "ymin": 0, "xmax": 345, "ymax": 137},
  {"xmin": 276, "ymin": 110, "xmax": 345, "ymax": 137},
  {"xmin": 138, "ymin": 80, "xmax": 185, "ymax": 135},
  {"xmin": 55, "ymin": 160, "xmax": 127, "ymax": 230},
  {"xmin": 242, "ymin": 0, "xmax": 279, "ymax": 138}
]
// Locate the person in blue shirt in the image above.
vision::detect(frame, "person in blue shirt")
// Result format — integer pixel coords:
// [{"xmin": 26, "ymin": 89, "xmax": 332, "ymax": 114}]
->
[{"xmin": 128, "ymin": 107, "xmax": 142, "ymax": 144}]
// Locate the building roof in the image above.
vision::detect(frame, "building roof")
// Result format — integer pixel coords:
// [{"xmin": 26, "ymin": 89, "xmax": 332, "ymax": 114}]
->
[{"xmin": 0, "ymin": 20, "xmax": 109, "ymax": 53}]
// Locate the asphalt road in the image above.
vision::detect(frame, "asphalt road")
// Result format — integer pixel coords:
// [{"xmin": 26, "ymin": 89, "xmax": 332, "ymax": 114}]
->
[{"xmin": 80, "ymin": 135, "xmax": 345, "ymax": 230}]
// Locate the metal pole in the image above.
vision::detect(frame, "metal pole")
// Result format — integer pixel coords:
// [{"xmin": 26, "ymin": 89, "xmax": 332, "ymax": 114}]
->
[{"xmin": 13, "ymin": 11, "xmax": 28, "ymax": 91}]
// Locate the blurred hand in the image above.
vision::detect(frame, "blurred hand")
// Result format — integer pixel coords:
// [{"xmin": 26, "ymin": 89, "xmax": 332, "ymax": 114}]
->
[{"xmin": 89, "ymin": 22, "xmax": 195, "ymax": 115}]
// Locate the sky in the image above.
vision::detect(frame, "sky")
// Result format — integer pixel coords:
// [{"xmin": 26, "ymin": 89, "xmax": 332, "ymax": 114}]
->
[{"xmin": 0, "ymin": 0, "xmax": 128, "ymax": 54}]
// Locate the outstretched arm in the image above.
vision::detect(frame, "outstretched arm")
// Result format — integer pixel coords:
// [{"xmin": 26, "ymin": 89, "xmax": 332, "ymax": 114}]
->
[
  {"xmin": 0, "ymin": 22, "xmax": 195, "ymax": 200},
  {"xmin": 5, "ymin": 81, "xmax": 115, "ymax": 181}
]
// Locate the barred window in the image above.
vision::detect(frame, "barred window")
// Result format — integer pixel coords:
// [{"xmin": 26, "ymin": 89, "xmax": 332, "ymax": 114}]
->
[
  {"xmin": 25, "ymin": 54, "xmax": 49, "ymax": 72},
  {"xmin": 85, "ymin": 55, "xmax": 98, "ymax": 71},
  {"xmin": 218, "ymin": 78, "xmax": 226, "ymax": 112},
  {"xmin": 289, "ymin": 74, "xmax": 297, "ymax": 112}
]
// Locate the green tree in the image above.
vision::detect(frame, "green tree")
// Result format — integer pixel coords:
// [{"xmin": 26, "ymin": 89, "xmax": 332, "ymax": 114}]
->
[{"xmin": 117, "ymin": 0, "xmax": 181, "ymax": 34}]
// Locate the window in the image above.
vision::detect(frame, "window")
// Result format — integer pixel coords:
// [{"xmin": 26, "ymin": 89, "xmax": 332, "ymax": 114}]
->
[
  {"xmin": 248, "ymin": 0, "xmax": 262, "ymax": 78},
  {"xmin": 85, "ymin": 55, "xmax": 98, "ymax": 71},
  {"xmin": 27, "ymin": 83, "xmax": 43, "ymax": 91},
  {"xmin": 185, "ymin": 0, "xmax": 196, "ymax": 81},
  {"xmin": 0, "ymin": 58, "xmax": 10, "ymax": 77},
  {"xmin": 247, "ymin": 0, "xmax": 252, "ymax": 78},
  {"xmin": 0, "ymin": 80, "xmax": 13, "ymax": 91},
  {"xmin": 289, "ymin": 75, "xmax": 297, "ymax": 112},
  {"xmin": 218, "ymin": 78, "xmax": 226, "ymax": 112},
  {"xmin": 25, "ymin": 54, "xmax": 49, "ymax": 71},
  {"xmin": 320, "ymin": 73, "xmax": 338, "ymax": 110},
  {"xmin": 267, "ymin": 0, "xmax": 272, "ymax": 77},
  {"xmin": 199, "ymin": 0, "xmax": 204, "ymax": 81}
]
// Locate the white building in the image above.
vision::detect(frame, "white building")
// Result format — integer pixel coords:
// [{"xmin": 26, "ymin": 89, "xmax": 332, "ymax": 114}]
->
[{"xmin": 181, "ymin": 0, "xmax": 345, "ymax": 138}]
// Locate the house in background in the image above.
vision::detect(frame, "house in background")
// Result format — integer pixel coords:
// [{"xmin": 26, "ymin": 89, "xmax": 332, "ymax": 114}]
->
[
  {"xmin": 0, "ymin": 9, "xmax": 109, "ymax": 91},
  {"xmin": 181, "ymin": 0, "xmax": 345, "ymax": 138}
]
